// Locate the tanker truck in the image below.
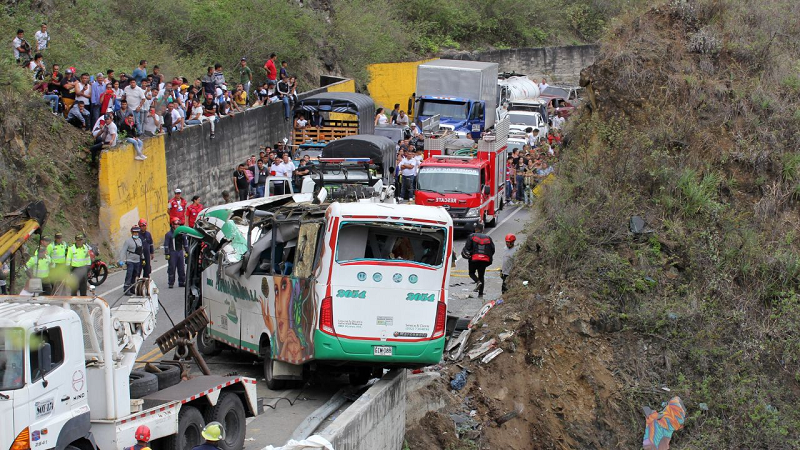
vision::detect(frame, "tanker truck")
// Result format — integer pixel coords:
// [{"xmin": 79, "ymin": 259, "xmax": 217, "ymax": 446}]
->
[{"xmin": 497, "ymin": 75, "xmax": 548, "ymax": 136}]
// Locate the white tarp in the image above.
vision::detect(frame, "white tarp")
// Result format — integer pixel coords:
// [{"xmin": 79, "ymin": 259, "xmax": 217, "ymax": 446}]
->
[{"xmin": 263, "ymin": 436, "xmax": 334, "ymax": 450}]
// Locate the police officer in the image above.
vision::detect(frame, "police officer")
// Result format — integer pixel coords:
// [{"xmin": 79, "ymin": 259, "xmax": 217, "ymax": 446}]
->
[
  {"xmin": 124, "ymin": 425, "xmax": 151, "ymax": 450},
  {"xmin": 26, "ymin": 241, "xmax": 51, "ymax": 295},
  {"xmin": 47, "ymin": 232, "xmax": 69, "ymax": 294},
  {"xmin": 66, "ymin": 234, "xmax": 92, "ymax": 295},
  {"xmin": 462, "ymin": 222, "xmax": 495, "ymax": 298},
  {"xmin": 164, "ymin": 218, "xmax": 188, "ymax": 288},
  {"xmin": 119, "ymin": 226, "xmax": 144, "ymax": 295},
  {"xmin": 192, "ymin": 422, "xmax": 224, "ymax": 450},
  {"xmin": 137, "ymin": 219, "xmax": 155, "ymax": 278}
]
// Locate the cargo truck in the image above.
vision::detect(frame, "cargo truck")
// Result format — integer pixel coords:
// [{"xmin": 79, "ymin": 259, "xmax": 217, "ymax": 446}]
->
[{"xmin": 415, "ymin": 60, "xmax": 498, "ymax": 140}]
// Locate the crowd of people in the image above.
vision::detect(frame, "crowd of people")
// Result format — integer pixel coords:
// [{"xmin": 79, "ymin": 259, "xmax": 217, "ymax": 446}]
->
[
  {"xmin": 505, "ymin": 125, "xmax": 562, "ymax": 207},
  {"xmin": 14, "ymin": 25, "xmax": 301, "ymax": 160}
]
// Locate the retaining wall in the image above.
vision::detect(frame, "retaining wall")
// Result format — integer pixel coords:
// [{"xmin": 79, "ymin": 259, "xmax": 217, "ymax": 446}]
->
[
  {"xmin": 97, "ymin": 76, "xmax": 353, "ymax": 250},
  {"xmin": 318, "ymin": 370, "xmax": 407, "ymax": 450}
]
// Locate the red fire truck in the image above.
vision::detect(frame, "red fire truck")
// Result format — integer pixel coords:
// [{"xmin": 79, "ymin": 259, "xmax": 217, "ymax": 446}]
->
[{"xmin": 415, "ymin": 117, "xmax": 509, "ymax": 231}]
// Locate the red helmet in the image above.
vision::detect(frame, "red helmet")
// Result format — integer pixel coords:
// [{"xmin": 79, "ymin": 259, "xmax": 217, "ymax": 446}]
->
[
  {"xmin": 172, "ymin": 218, "xmax": 183, "ymax": 226},
  {"xmin": 505, "ymin": 234, "xmax": 516, "ymax": 243},
  {"xmin": 138, "ymin": 219, "xmax": 148, "ymax": 227},
  {"xmin": 135, "ymin": 425, "xmax": 151, "ymax": 442}
]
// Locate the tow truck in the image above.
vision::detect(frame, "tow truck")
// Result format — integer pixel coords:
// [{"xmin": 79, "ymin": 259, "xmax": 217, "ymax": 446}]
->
[{"xmin": 415, "ymin": 117, "xmax": 510, "ymax": 230}]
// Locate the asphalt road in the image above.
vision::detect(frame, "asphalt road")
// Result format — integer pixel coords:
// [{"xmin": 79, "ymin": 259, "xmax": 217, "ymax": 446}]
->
[{"xmin": 97, "ymin": 203, "xmax": 531, "ymax": 447}]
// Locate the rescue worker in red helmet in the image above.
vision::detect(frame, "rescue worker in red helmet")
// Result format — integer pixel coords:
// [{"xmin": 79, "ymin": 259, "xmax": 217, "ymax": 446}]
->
[
  {"xmin": 501, "ymin": 234, "xmax": 517, "ymax": 293},
  {"xmin": 125, "ymin": 425, "xmax": 150, "ymax": 450},
  {"xmin": 164, "ymin": 218, "xmax": 188, "ymax": 288},
  {"xmin": 461, "ymin": 222, "xmax": 495, "ymax": 297},
  {"xmin": 137, "ymin": 219, "xmax": 155, "ymax": 279},
  {"xmin": 168, "ymin": 188, "xmax": 187, "ymax": 224}
]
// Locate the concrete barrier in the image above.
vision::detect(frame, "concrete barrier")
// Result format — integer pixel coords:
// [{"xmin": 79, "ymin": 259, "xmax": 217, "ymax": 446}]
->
[{"xmin": 318, "ymin": 370, "xmax": 407, "ymax": 450}]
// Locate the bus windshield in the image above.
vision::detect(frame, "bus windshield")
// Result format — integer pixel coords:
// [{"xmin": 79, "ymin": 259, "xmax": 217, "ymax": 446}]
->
[
  {"xmin": 417, "ymin": 167, "xmax": 480, "ymax": 194},
  {"xmin": 0, "ymin": 328, "xmax": 25, "ymax": 391},
  {"xmin": 336, "ymin": 222, "xmax": 446, "ymax": 267},
  {"xmin": 419, "ymin": 100, "xmax": 469, "ymax": 120}
]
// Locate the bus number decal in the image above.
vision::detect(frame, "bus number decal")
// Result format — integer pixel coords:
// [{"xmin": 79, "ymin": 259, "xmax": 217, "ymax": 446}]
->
[
  {"xmin": 405, "ymin": 293, "xmax": 436, "ymax": 302},
  {"xmin": 336, "ymin": 289, "xmax": 367, "ymax": 299}
]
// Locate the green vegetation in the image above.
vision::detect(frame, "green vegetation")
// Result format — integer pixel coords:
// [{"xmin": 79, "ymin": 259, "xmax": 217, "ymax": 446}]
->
[
  {"xmin": 0, "ymin": 0, "xmax": 643, "ymax": 87},
  {"xmin": 517, "ymin": 0, "xmax": 800, "ymax": 446}
]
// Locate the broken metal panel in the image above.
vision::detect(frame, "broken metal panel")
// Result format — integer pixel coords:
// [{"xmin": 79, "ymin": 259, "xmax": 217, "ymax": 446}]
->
[{"xmin": 294, "ymin": 223, "xmax": 322, "ymax": 279}]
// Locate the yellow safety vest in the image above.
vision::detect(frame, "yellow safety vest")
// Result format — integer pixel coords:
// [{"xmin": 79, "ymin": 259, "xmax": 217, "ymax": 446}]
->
[
  {"xmin": 67, "ymin": 244, "xmax": 91, "ymax": 267},
  {"xmin": 47, "ymin": 242, "xmax": 68, "ymax": 265},
  {"xmin": 26, "ymin": 255, "xmax": 51, "ymax": 279}
]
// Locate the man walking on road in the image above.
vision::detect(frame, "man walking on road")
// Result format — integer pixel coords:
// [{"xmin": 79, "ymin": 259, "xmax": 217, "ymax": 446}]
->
[
  {"xmin": 67, "ymin": 234, "xmax": 92, "ymax": 296},
  {"xmin": 137, "ymin": 219, "xmax": 155, "ymax": 279},
  {"xmin": 501, "ymin": 234, "xmax": 517, "ymax": 293},
  {"xmin": 462, "ymin": 222, "xmax": 495, "ymax": 297},
  {"xmin": 119, "ymin": 226, "xmax": 144, "ymax": 295},
  {"xmin": 164, "ymin": 218, "xmax": 188, "ymax": 288}
]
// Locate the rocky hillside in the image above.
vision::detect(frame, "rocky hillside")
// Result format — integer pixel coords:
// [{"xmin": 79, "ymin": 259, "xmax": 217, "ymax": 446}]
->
[{"xmin": 407, "ymin": 0, "xmax": 800, "ymax": 448}]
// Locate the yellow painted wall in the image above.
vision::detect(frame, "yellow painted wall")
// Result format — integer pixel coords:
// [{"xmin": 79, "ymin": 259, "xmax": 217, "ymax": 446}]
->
[
  {"xmin": 98, "ymin": 136, "xmax": 170, "ymax": 252},
  {"xmin": 367, "ymin": 59, "xmax": 436, "ymax": 117},
  {"xmin": 325, "ymin": 79, "xmax": 357, "ymax": 122}
]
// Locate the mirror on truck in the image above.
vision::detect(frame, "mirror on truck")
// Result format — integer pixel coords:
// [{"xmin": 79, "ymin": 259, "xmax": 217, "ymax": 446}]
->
[
  {"xmin": 483, "ymin": 185, "xmax": 491, "ymax": 196},
  {"xmin": 38, "ymin": 342, "xmax": 52, "ymax": 382}
]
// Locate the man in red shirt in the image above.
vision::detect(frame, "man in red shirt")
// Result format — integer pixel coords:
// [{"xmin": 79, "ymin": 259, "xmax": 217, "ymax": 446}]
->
[
  {"xmin": 186, "ymin": 195, "xmax": 204, "ymax": 228},
  {"xmin": 167, "ymin": 188, "xmax": 187, "ymax": 224},
  {"xmin": 264, "ymin": 53, "xmax": 277, "ymax": 84}
]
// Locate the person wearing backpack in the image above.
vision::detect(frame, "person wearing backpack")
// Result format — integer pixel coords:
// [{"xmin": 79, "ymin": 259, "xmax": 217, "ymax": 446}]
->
[
  {"xmin": 461, "ymin": 222, "xmax": 495, "ymax": 297},
  {"xmin": 118, "ymin": 225, "xmax": 144, "ymax": 295}
]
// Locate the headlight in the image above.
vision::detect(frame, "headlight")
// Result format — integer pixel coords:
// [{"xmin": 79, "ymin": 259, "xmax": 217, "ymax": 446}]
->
[{"xmin": 465, "ymin": 207, "xmax": 480, "ymax": 218}]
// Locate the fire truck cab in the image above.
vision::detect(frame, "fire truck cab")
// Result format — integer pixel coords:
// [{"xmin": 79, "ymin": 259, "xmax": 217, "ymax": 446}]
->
[{"xmin": 415, "ymin": 117, "xmax": 510, "ymax": 231}]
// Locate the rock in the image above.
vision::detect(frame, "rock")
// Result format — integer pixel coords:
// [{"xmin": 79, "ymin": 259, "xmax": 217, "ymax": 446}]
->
[{"xmin": 572, "ymin": 320, "xmax": 598, "ymax": 338}]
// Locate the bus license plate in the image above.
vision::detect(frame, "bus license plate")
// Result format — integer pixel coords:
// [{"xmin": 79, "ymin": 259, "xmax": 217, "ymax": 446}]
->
[{"xmin": 373, "ymin": 346, "xmax": 393, "ymax": 356}]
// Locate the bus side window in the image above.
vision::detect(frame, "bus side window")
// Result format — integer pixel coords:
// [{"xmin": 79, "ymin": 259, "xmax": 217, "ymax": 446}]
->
[{"xmin": 250, "ymin": 225, "xmax": 274, "ymax": 276}]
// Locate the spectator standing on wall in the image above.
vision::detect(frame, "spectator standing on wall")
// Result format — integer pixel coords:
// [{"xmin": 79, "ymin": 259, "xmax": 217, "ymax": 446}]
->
[
  {"xmin": 142, "ymin": 106, "xmax": 163, "ymax": 136},
  {"xmin": 90, "ymin": 72, "xmax": 107, "ymax": 126},
  {"xmin": 201, "ymin": 66, "xmax": 215, "ymax": 98},
  {"xmin": 212, "ymin": 63, "xmax": 226, "ymax": 89},
  {"xmin": 239, "ymin": 57, "xmax": 252, "ymax": 96},
  {"xmin": 264, "ymin": 53, "xmax": 277, "ymax": 84},
  {"xmin": 277, "ymin": 75, "xmax": 291, "ymax": 120},
  {"xmin": 123, "ymin": 78, "xmax": 146, "ymax": 133},
  {"xmin": 279, "ymin": 60, "xmax": 288, "ymax": 80},
  {"xmin": 131, "ymin": 60, "xmax": 147, "ymax": 84},
  {"xmin": 34, "ymin": 23, "xmax": 49, "ymax": 51}
]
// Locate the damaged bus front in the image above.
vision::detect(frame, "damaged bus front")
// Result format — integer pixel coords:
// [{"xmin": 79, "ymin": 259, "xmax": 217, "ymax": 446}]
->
[{"xmin": 180, "ymin": 197, "xmax": 453, "ymax": 388}]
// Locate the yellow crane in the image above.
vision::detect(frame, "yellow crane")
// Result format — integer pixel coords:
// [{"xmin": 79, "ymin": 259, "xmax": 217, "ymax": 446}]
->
[{"xmin": 0, "ymin": 201, "xmax": 48, "ymax": 291}]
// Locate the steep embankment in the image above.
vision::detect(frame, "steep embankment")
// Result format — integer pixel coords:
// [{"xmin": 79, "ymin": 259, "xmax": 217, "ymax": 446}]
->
[
  {"xmin": 0, "ymin": 66, "xmax": 97, "ymax": 246},
  {"xmin": 407, "ymin": 1, "xmax": 800, "ymax": 448}
]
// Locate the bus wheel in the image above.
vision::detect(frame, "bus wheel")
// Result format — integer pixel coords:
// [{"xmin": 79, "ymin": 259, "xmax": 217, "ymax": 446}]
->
[
  {"xmin": 197, "ymin": 326, "xmax": 222, "ymax": 356},
  {"xmin": 264, "ymin": 352, "xmax": 287, "ymax": 390},
  {"xmin": 204, "ymin": 392, "xmax": 246, "ymax": 450}
]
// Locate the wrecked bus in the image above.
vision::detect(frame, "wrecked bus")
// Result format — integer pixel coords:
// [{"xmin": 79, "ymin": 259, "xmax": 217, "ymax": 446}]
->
[{"xmin": 180, "ymin": 195, "xmax": 453, "ymax": 388}]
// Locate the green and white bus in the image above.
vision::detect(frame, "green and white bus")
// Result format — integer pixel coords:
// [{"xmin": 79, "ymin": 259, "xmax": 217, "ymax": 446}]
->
[{"xmin": 181, "ymin": 195, "xmax": 453, "ymax": 388}]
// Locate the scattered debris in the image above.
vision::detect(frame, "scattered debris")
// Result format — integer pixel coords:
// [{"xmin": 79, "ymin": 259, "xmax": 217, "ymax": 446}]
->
[
  {"xmin": 698, "ymin": 403, "xmax": 708, "ymax": 411},
  {"xmin": 468, "ymin": 339, "xmax": 496, "ymax": 360},
  {"xmin": 498, "ymin": 330, "xmax": 514, "ymax": 341},
  {"xmin": 481, "ymin": 348, "xmax": 503, "ymax": 363},
  {"xmin": 469, "ymin": 299, "xmax": 503, "ymax": 328},
  {"xmin": 630, "ymin": 215, "xmax": 651, "ymax": 234},
  {"xmin": 642, "ymin": 396, "xmax": 686, "ymax": 450},
  {"xmin": 495, "ymin": 403, "xmax": 524, "ymax": 426},
  {"xmin": 450, "ymin": 369, "xmax": 469, "ymax": 391},
  {"xmin": 505, "ymin": 313, "xmax": 521, "ymax": 322},
  {"xmin": 522, "ymin": 280, "xmax": 529, "ymax": 286},
  {"xmin": 264, "ymin": 435, "xmax": 334, "ymax": 450},
  {"xmin": 447, "ymin": 329, "xmax": 472, "ymax": 361}
]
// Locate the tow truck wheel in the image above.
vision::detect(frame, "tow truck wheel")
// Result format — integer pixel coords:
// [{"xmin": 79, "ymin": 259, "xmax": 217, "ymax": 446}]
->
[
  {"xmin": 197, "ymin": 326, "xmax": 222, "ymax": 356},
  {"xmin": 167, "ymin": 405, "xmax": 205, "ymax": 450},
  {"xmin": 204, "ymin": 392, "xmax": 246, "ymax": 450},
  {"xmin": 264, "ymin": 352, "xmax": 287, "ymax": 390}
]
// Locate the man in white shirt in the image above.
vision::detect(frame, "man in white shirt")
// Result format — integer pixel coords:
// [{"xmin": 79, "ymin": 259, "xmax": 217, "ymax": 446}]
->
[
  {"xmin": 34, "ymin": 23, "xmax": 49, "ymax": 51},
  {"xmin": 89, "ymin": 113, "xmax": 117, "ymax": 164},
  {"xmin": 395, "ymin": 110, "xmax": 410, "ymax": 127},
  {"xmin": 399, "ymin": 152, "xmax": 418, "ymax": 202},
  {"xmin": 124, "ymin": 79, "xmax": 146, "ymax": 133},
  {"xmin": 167, "ymin": 102, "xmax": 184, "ymax": 133},
  {"xmin": 551, "ymin": 112, "xmax": 565, "ymax": 129},
  {"xmin": 525, "ymin": 127, "xmax": 542, "ymax": 148},
  {"xmin": 538, "ymin": 78, "xmax": 549, "ymax": 93},
  {"xmin": 75, "ymin": 73, "xmax": 92, "ymax": 106},
  {"xmin": 12, "ymin": 29, "xmax": 30, "ymax": 62}
]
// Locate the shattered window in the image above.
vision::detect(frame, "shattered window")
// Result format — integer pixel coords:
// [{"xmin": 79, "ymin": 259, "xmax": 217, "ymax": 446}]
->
[{"xmin": 336, "ymin": 222, "xmax": 446, "ymax": 267}]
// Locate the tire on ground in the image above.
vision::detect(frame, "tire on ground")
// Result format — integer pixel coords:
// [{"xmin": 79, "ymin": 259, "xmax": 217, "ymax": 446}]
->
[
  {"xmin": 263, "ymin": 348, "xmax": 286, "ymax": 390},
  {"xmin": 204, "ymin": 392, "xmax": 246, "ymax": 450},
  {"xmin": 129, "ymin": 369, "xmax": 158, "ymax": 398},
  {"xmin": 165, "ymin": 406, "xmax": 205, "ymax": 450},
  {"xmin": 146, "ymin": 363, "xmax": 181, "ymax": 390},
  {"xmin": 197, "ymin": 325, "xmax": 222, "ymax": 356}
]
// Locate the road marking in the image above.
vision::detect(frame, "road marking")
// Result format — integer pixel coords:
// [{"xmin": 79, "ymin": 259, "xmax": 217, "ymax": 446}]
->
[
  {"xmin": 487, "ymin": 206, "xmax": 524, "ymax": 236},
  {"xmin": 97, "ymin": 263, "xmax": 169, "ymax": 297}
]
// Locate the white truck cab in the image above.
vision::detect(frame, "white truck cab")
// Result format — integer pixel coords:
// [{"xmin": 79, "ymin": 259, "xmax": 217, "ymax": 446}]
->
[{"xmin": 1, "ymin": 282, "xmax": 258, "ymax": 450}]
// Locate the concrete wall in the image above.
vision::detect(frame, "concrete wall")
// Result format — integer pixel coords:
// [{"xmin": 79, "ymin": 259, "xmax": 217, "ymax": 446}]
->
[
  {"xmin": 98, "ymin": 136, "xmax": 170, "ymax": 251},
  {"xmin": 445, "ymin": 45, "xmax": 599, "ymax": 85},
  {"xmin": 319, "ymin": 370, "xmax": 407, "ymax": 450},
  {"xmin": 366, "ymin": 45, "xmax": 598, "ymax": 112},
  {"xmin": 97, "ymin": 76, "xmax": 354, "ymax": 249}
]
